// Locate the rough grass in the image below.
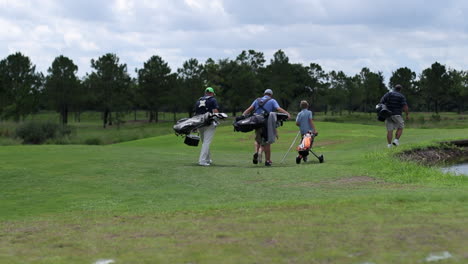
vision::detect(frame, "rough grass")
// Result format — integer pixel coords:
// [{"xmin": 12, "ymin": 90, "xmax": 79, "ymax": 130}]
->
[{"xmin": 0, "ymin": 120, "xmax": 467, "ymax": 263}]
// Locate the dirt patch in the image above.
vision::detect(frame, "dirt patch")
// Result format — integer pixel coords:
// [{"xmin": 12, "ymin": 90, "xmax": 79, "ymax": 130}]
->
[{"xmin": 398, "ymin": 145, "xmax": 468, "ymax": 166}]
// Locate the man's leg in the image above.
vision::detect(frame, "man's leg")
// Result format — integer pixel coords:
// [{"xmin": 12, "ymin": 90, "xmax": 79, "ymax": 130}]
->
[
  {"xmin": 199, "ymin": 125, "xmax": 215, "ymax": 165},
  {"xmin": 264, "ymin": 144, "xmax": 271, "ymax": 161},
  {"xmin": 395, "ymin": 128, "xmax": 403, "ymax": 139},
  {"xmin": 387, "ymin": 130, "xmax": 393, "ymax": 144},
  {"xmin": 198, "ymin": 127, "xmax": 207, "ymax": 165},
  {"xmin": 253, "ymin": 128, "xmax": 263, "ymax": 164},
  {"xmin": 392, "ymin": 116, "xmax": 405, "ymax": 146},
  {"xmin": 258, "ymin": 145, "xmax": 264, "ymax": 163},
  {"xmin": 255, "ymin": 141, "xmax": 261, "ymax": 153}
]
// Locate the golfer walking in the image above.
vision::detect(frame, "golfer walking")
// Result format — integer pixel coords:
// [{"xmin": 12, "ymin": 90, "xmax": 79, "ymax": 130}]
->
[
  {"xmin": 242, "ymin": 89, "xmax": 290, "ymax": 166},
  {"xmin": 295, "ymin": 100, "xmax": 317, "ymax": 162},
  {"xmin": 195, "ymin": 87, "xmax": 219, "ymax": 166},
  {"xmin": 296, "ymin": 100, "xmax": 317, "ymax": 136},
  {"xmin": 379, "ymin": 84, "xmax": 409, "ymax": 148}
]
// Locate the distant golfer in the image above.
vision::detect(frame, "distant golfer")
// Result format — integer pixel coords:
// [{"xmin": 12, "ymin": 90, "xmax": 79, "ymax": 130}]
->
[
  {"xmin": 295, "ymin": 100, "xmax": 317, "ymax": 162},
  {"xmin": 195, "ymin": 87, "xmax": 219, "ymax": 166},
  {"xmin": 242, "ymin": 89, "xmax": 290, "ymax": 166},
  {"xmin": 379, "ymin": 84, "xmax": 409, "ymax": 148}
]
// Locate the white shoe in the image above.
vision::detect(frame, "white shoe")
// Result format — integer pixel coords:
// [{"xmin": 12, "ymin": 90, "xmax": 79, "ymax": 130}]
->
[
  {"xmin": 387, "ymin": 144, "xmax": 392, "ymax": 148},
  {"xmin": 392, "ymin": 139, "xmax": 399, "ymax": 146},
  {"xmin": 199, "ymin": 162, "xmax": 210, "ymax": 166}
]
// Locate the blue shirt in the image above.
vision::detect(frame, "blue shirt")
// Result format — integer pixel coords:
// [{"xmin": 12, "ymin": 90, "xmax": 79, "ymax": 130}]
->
[
  {"xmin": 296, "ymin": 109, "xmax": 313, "ymax": 135},
  {"xmin": 250, "ymin": 96, "xmax": 280, "ymax": 115}
]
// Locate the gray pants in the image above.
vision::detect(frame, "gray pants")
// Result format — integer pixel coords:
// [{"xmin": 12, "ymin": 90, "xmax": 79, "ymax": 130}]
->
[{"xmin": 198, "ymin": 124, "xmax": 216, "ymax": 164}]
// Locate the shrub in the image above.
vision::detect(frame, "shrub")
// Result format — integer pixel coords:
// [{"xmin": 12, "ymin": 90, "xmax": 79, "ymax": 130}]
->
[
  {"xmin": 322, "ymin": 117, "xmax": 344, "ymax": 123},
  {"xmin": 430, "ymin": 114, "xmax": 441, "ymax": 122},
  {"xmin": 84, "ymin": 137, "xmax": 102, "ymax": 145},
  {"xmin": 417, "ymin": 116, "xmax": 425, "ymax": 124},
  {"xmin": 15, "ymin": 121, "xmax": 72, "ymax": 144}
]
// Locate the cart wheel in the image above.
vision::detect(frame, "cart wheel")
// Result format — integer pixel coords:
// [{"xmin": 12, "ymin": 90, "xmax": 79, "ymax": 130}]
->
[{"xmin": 319, "ymin": 155, "xmax": 324, "ymax": 163}]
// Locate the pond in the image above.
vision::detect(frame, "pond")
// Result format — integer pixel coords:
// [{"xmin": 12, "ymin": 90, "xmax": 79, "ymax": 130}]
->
[{"xmin": 441, "ymin": 162, "xmax": 468, "ymax": 176}]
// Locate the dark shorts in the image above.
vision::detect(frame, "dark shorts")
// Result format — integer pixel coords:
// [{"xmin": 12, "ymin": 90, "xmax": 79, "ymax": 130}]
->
[{"xmin": 255, "ymin": 128, "xmax": 268, "ymax": 146}]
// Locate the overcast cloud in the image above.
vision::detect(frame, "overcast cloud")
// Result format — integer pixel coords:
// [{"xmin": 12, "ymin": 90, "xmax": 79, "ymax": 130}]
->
[{"xmin": 1, "ymin": 0, "xmax": 467, "ymax": 82}]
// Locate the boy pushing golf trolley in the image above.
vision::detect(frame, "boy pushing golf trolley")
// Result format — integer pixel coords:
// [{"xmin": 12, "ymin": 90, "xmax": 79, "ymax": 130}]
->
[
  {"xmin": 296, "ymin": 131, "xmax": 324, "ymax": 164},
  {"xmin": 281, "ymin": 100, "xmax": 324, "ymax": 164}
]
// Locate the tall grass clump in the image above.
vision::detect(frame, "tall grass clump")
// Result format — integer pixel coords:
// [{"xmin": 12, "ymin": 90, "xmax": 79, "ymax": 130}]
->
[{"xmin": 15, "ymin": 121, "xmax": 73, "ymax": 144}]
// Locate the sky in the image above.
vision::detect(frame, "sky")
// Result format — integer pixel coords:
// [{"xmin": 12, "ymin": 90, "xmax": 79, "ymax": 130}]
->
[{"xmin": 1, "ymin": 0, "xmax": 468, "ymax": 83}]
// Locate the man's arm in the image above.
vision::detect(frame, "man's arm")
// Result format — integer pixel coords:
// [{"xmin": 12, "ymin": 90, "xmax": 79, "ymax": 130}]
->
[
  {"xmin": 403, "ymin": 104, "xmax": 409, "ymax": 120},
  {"xmin": 309, "ymin": 118, "xmax": 317, "ymax": 133},
  {"xmin": 277, "ymin": 107, "xmax": 290, "ymax": 119},
  {"xmin": 242, "ymin": 105, "xmax": 254, "ymax": 116},
  {"xmin": 380, "ymin": 93, "xmax": 388, "ymax": 104}
]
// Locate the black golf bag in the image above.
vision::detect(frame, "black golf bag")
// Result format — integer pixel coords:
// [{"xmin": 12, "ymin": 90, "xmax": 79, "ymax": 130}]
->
[
  {"xmin": 233, "ymin": 114, "xmax": 265, "ymax": 132},
  {"xmin": 376, "ymin": 103, "xmax": 392, "ymax": 122},
  {"xmin": 233, "ymin": 113, "xmax": 288, "ymax": 133}
]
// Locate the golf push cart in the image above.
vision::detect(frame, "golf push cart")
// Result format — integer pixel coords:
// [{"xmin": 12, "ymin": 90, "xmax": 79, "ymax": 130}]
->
[
  {"xmin": 173, "ymin": 112, "xmax": 228, "ymax": 146},
  {"xmin": 295, "ymin": 131, "xmax": 324, "ymax": 164}
]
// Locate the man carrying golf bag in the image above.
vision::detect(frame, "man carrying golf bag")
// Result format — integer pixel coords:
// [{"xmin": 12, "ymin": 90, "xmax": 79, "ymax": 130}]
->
[
  {"xmin": 379, "ymin": 84, "xmax": 409, "ymax": 148},
  {"xmin": 242, "ymin": 89, "xmax": 290, "ymax": 166},
  {"xmin": 194, "ymin": 87, "xmax": 219, "ymax": 166}
]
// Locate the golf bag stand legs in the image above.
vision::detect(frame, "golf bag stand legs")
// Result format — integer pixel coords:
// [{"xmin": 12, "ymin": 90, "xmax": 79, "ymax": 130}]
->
[
  {"xmin": 280, "ymin": 131, "xmax": 301, "ymax": 164},
  {"xmin": 309, "ymin": 149, "xmax": 324, "ymax": 163}
]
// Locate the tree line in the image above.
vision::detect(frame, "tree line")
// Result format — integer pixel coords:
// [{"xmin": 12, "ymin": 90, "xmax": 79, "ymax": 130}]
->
[{"xmin": 1, "ymin": 50, "xmax": 467, "ymax": 127}]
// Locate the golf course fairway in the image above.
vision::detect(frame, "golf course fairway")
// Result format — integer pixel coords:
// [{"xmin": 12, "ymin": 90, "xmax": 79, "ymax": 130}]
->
[{"xmin": 1, "ymin": 121, "xmax": 467, "ymax": 263}]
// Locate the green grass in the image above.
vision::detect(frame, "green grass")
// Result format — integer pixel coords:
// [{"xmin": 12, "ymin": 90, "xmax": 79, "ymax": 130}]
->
[
  {"xmin": 315, "ymin": 111, "xmax": 468, "ymax": 129},
  {"xmin": 2, "ymin": 111, "xmax": 468, "ymax": 146},
  {"xmin": 0, "ymin": 111, "xmax": 186, "ymax": 145},
  {"xmin": 0, "ymin": 120, "xmax": 467, "ymax": 263}
]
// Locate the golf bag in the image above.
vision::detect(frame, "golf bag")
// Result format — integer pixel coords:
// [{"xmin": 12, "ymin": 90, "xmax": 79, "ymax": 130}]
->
[
  {"xmin": 174, "ymin": 113, "xmax": 211, "ymax": 135},
  {"xmin": 233, "ymin": 113, "xmax": 288, "ymax": 133},
  {"xmin": 297, "ymin": 132, "xmax": 313, "ymax": 155},
  {"xmin": 295, "ymin": 131, "xmax": 324, "ymax": 164},
  {"xmin": 173, "ymin": 113, "xmax": 227, "ymax": 146},
  {"xmin": 375, "ymin": 103, "xmax": 392, "ymax": 122},
  {"xmin": 233, "ymin": 114, "xmax": 266, "ymax": 132}
]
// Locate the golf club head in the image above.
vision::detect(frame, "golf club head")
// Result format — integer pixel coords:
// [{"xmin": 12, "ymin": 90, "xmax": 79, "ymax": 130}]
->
[
  {"xmin": 319, "ymin": 155, "xmax": 324, "ymax": 163},
  {"xmin": 212, "ymin": 113, "xmax": 228, "ymax": 119}
]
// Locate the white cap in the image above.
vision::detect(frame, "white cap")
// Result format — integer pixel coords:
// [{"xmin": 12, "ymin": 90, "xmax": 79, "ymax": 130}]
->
[{"xmin": 264, "ymin": 89, "xmax": 273, "ymax": 95}]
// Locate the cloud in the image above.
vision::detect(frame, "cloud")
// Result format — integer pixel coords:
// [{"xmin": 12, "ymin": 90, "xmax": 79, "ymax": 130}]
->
[{"xmin": 1, "ymin": 0, "xmax": 468, "ymax": 82}]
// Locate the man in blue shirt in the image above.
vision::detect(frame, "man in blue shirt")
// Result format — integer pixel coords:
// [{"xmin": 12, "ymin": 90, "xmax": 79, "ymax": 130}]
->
[
  {"xmin": 242, "ymin": 89, "xmax": 290, "ymax": 166},
  {"xmin": 379, "ymin": 84, "xmax": 409, "ymax": 148},
  {"xmin": 195, "ymin": 87, "xmax": 219, "ymax": 166}
]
